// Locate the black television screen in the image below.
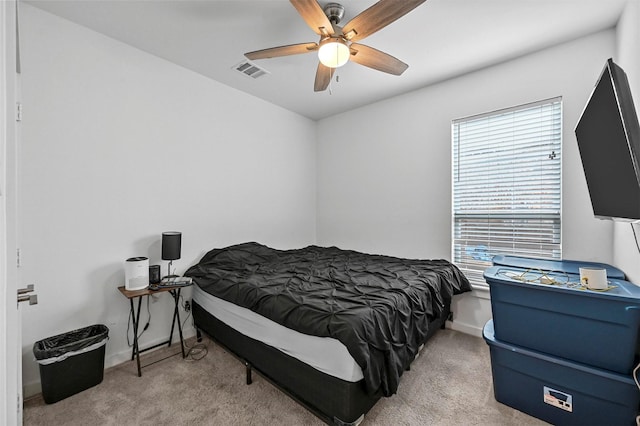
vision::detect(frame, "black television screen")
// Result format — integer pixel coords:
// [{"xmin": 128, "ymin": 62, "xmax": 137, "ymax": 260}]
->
[{"xmin": 575, "ymin": 58, "xmax": 640, "ymax": 221}]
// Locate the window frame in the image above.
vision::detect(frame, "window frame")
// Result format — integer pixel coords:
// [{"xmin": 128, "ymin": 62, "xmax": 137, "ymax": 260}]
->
[{"xmin": 451, "ymin": 97, "xmax": 563, "ymax": 288}]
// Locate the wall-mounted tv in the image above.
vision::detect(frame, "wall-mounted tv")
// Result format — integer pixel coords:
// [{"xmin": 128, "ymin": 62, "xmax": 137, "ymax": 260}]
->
[{"xmin": 575, "ymin": 58, "xmax": 640, "ymax": 221}]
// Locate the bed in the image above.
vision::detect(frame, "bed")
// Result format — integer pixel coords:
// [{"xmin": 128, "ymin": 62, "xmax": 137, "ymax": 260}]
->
[{"xmin": 184, "ymin": 242, "xmax": 471, "ymax": 425}]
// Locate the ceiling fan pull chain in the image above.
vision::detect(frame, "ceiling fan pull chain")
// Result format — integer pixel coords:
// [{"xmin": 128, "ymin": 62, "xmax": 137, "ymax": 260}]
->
[{"xmin": 330, "ymin": 47, "xmax": 338, "ymax": 95}]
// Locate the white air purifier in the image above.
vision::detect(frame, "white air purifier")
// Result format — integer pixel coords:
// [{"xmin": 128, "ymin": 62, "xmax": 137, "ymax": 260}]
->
[{"xmin": 125, "ymin": 257, "xmax": 149, "ymax": 291}]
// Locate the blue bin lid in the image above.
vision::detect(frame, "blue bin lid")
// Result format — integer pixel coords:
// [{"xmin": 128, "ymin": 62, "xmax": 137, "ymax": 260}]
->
[
  {"xmin": 482, "ymin": 319, "xmax": 636, "ymax": 383},
  {"xmin": 491, "ymin": 255, "xmax": 625, "ymax": 280},
  {"xmin": 483, "ymin": 265, "xmax": 640, "ymax": 301}
]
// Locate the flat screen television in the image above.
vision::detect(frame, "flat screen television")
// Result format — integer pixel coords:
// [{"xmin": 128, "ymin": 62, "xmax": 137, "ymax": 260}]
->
[{"xmin": 575, "ymin": 58, "xmax": 640, "ymax": 221}]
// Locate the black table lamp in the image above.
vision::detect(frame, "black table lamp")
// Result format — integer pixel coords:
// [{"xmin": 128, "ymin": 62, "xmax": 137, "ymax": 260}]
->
[{"xmin": 161, "ymin": 231, "xmax": 181, "ymax": 278}]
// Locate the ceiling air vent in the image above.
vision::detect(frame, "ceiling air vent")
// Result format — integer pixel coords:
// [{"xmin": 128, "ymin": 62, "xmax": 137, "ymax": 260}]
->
[{"xmin": 233, "ymin": 60, "xmax": 270, "ymax": 79}]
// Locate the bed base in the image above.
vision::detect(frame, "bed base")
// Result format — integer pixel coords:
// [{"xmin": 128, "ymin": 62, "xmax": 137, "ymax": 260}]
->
[{"xmin": 193, "ymin": 301, "xmax": 450, "ymax": 426}]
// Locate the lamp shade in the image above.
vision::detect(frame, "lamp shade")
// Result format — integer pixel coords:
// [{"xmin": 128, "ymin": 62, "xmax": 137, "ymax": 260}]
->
[{"xmin": 161, "ymin": 231, "xmax": 182, "ymax": 261}]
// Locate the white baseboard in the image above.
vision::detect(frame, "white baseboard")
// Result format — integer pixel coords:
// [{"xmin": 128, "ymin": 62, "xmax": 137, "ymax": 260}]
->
[
  {"xmin": 446, "ymin": 320, "xmax": 483, "ymax": 337},
  {"xmin": 23, "ymin": 381, "xmax": 42, "ymax": 400}
]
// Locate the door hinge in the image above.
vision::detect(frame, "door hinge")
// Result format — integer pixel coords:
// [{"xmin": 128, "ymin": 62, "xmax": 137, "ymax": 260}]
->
[
  {"xmin": 16, "ymin": 102, "xmax": 22, "ymax": 122},
  {"xmin": 16, "ymin": 248, "xmax": 21, "ymax": 268}
]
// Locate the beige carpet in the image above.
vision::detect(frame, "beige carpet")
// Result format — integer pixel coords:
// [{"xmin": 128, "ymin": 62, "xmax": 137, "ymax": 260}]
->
[{"xmin": 23, "ymin": 329, "xmax": 547, "ymax": 425}]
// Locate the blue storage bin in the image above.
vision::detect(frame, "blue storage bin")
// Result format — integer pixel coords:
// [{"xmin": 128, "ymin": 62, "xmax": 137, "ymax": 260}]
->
[
  {"xmin": 484, "ymin": 320, "xmax": 639, "ymax": 426},
  {"xmin": 485, "ymin": 257, "xmax": 640, "ymax": 374}
]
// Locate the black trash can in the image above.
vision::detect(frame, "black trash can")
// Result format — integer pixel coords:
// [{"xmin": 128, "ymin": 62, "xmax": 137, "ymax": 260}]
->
[{"xmin": 33, "ymin": 324, "xmax": 109, "ymax": 404}]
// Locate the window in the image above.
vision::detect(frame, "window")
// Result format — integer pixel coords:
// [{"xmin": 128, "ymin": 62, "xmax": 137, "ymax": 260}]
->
[{"xmin": 452, "ymin": 98, "xmax": 562, "ymax": 287}]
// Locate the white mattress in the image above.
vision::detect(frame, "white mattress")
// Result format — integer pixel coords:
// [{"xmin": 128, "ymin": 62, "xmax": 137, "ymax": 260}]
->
[{"xmin": 192, "ymin": 285, "xmax": 364, "ymax": 382}]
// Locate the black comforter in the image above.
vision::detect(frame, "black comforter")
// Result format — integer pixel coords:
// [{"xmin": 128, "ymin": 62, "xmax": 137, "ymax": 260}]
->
[{"xmin": 185, "ymin": 242, "xmax": 471, "ymax": 396}]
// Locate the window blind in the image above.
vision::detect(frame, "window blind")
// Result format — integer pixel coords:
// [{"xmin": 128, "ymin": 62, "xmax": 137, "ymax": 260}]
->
[{"xmin": 452, "ymin": 98, "xmax": 562, "ymax": 287}]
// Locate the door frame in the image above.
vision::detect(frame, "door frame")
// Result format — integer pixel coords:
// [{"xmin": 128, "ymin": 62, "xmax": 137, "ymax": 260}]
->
[{"xmin": 1, "ymin": 0, "xmax": 20, "ymax": 424}]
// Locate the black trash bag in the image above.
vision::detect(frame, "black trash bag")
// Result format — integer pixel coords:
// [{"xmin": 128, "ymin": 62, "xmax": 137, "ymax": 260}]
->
[{"xmin": 33, "ymin": 324, "xmax": 109, "ymax": 361}]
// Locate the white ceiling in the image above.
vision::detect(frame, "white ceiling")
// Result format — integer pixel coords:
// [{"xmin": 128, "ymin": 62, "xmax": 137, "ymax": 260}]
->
[{"xmin": 24, "ymin": 0, "xmax": 628, "ymax": 120}]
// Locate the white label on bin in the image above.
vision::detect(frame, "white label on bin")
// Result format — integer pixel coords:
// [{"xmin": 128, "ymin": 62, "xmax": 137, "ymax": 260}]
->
[{"xmin": 544, "ymin": 386, "xmax": 573, "ymax": 412}]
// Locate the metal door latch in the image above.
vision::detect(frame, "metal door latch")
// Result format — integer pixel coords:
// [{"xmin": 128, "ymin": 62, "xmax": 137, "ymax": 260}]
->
[{"xmin": 17, "ymin": 284, "xmax": 38, "ymax": 306}]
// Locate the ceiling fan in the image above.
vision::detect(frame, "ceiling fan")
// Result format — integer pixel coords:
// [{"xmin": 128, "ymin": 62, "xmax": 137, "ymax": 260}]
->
[{"xmin": 244, "ymin": 0, "xmax": 427, "ymax": 92}]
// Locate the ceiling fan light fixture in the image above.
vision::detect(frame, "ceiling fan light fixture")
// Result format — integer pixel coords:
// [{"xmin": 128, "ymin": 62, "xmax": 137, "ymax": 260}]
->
[{"xmin": 318, "ymin": 38, "xmax": 350, "ymax": 68}]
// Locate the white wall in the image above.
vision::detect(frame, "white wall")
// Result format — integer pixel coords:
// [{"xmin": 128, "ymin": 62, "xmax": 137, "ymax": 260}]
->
[
  {"xmin": 613, "ymin": 0, "xmax": 640, "ymax": 283},
  {"xmin": 317, "ymin": 29, "xmax": 618, "ymax": 336},
  {"xmin": 19, "ymin": 4, "xmax": 316, "ymax": 396}
]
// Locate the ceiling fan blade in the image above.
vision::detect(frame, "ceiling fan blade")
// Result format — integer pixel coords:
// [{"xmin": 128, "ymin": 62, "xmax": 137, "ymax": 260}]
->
[
  {"xmin": 245, "ymin": 42, "xmax": 318, "ymax": 60},
  {"xmin": 349, "ymin": 43, "xmax": 408, "ymax": 75},
  {"xmin": 314, "ymin": 63, "xmax": 335, "ymax": 92},
  {"xmin": 342, "ymin": 0, "xmax": 427, "ymax": 42},
  {"xmin": 290, "ymin": 0, "xmax": 335, "ymax": 36}
]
